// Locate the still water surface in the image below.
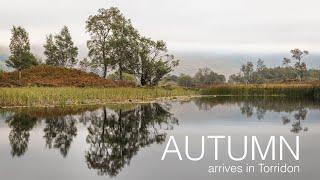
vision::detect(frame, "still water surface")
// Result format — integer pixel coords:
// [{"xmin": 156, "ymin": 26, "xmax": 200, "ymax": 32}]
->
[{"xmin": 0, "ymin": 97, "xmax": 319, "ymax": 180}]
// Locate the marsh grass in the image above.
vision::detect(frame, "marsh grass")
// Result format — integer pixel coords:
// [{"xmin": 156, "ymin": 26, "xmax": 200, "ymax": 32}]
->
[
  {"xmin": 200, "ymin": 84, "xmax": 320, "ymax": 99},
  {"xmin": 0, "ymin": 87, "xmax": 196, "ymax": 107}
]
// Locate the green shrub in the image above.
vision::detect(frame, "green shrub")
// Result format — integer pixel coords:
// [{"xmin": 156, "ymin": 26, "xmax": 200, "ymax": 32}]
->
[{"xmin": 108, "ymin": 72, "xmax": 138, "ymax": 85}]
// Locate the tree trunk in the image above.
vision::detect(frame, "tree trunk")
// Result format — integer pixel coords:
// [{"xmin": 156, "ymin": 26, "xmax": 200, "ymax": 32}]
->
[
  {"xmin": 103, "ymin": 64, "xmax": 107, "ymax": 79},
  {"xmin": 119, "ymin": 61, "xmax": 123, "ymax": 81},
  {"xmin": 101, "ymin": 107, "xmax": 107, "ymax": 143},
  {"xmin": 140, "ymin": 75, "xmax": 146, "ymax": 86},
  {"xmin": 119, "ymin": 69, "xmax": 123, "ymax": 81}
]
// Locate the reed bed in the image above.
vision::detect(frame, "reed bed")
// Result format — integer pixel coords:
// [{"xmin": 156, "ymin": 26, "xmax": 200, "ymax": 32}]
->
[
  {"xmin": 200, "ymin": 84, "xmax": 320, "ymax": 99},
  {"xmin": 0, "ymin": 87, "xmax": 196, "ymax": 107}
]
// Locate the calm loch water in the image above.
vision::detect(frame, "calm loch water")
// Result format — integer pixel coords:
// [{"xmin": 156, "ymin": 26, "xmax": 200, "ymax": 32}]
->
[{"xmin": 0, "ymin": 97, "xmax": 319, "ymax": 180}]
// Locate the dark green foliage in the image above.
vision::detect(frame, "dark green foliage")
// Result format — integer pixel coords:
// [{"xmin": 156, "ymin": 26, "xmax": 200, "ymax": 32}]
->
[
  {"xmin": 108, "ymin": 72, "xmax": 138, "ymax": 85},
  {"xmin": 229, "ymin": 53, "xmax": 319, "ymax": 84},
  {"xmin": 177, "ymin": 74, "xmax": 194, "ymax": 87},
  {"xmin": 193, "ymin": 67, "xmax": 226, "ymax": 86},
  {"xmin": 6, "ymin": 113, "xmax": 37, "ymax": 157},
  {"xmin": 241, "ymin": 62, "xmax": 254, "ymax": 84},
  {"xmin": 6, "ymin": 52, "xmax": 38, "ymax": 70},
  {"xmin": 86, "ymin": 7, "xmax": 137, "ymax": 79},
  {"xmin": 44, "ymin": 116, "xmax": 77, "ymax": 157},
  {"xmin": 44, "ymin": 26, "xmax": 78, "ymax": 67},
  {"xmin": 283, "ymin": 49, "xmax": 309, "ymax": 81},
  {"xmin": 177, "ymin": 68, "xmax": 226, "ymax": 87},
  {"xmin": 133, "ymin": 37, "xmax": 179, "ymax": 85},
  {"xmin": 86, "ymin": 7, "xmax": 178, "ymax": 84},
  {"xmin": 6, "ymin": 26, "xmax": 38, "ymax": 74},
  {"xmin": 85, "ymin": 104, "xmax": 178, "ymax": 177}
]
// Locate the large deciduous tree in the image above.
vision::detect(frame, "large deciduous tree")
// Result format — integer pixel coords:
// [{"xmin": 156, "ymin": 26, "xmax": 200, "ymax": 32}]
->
[
  {"xmin": 86, "ymin": 7, "xmax": 141, "ymax": 79},
  {"xmin": 86, "ymin": 7, "xmax": 120, "ymax": 78},
  {"xmin": 44, "ymin": 26, "xmax": 78, "ymax": 67},
  {"xmin": 6, "ymin": 26, "xmax": 38, "ymax": 79},
  {"xmin": 86, "ymin": 7, "xmax": 179, "ymax": 84},
  {"xmin": 134, "ymin": 37, "xmax": 179, "ymax": 85}
]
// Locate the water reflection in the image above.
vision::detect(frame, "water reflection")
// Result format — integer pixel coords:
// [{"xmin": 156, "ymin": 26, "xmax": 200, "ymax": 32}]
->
[
  {"xmin": 6, "ymin": 113, "xmax": 37, "ymax": 157},
  {"xmin": 192, "ymin": 96, "xmax": 319, "ymax": 133},
  {"xmin": 43, "ymin": 116, "xmax": 77, "ymax": 157},
  {"xmin": 290, "ymin": 107, "xmax": 309, "ymax": 133},
  {"xmin": 0, "ymin": 97, "xmax": 319, "ymax": 179},
  {"xmin": 85, "ymin": 104, "xmax": 177, "ymax": 177},
  {"xmin": 1, "ymin": 103, "xmax": 177, "ymax": 177}
]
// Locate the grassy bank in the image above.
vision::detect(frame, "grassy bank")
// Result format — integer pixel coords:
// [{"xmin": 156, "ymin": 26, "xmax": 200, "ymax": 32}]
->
[
  {"xmin": 0, "ymin": 87, "xmax": 197, "ymax": 107},
  {"xmin": 200, "ymin": 84, "xmax": 320, "ymax": 99}
]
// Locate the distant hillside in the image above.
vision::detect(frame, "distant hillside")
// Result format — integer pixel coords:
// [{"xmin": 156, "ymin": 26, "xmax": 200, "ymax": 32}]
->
[{"xmin": 0, "ymin": 65, "xmax": 132, "ymax": 87}]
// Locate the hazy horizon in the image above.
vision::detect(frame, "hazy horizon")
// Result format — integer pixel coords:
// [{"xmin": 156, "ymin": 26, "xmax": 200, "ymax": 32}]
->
[{"xmin": 1, "ymin": 48, "xmax": 320, "ymax": 76}]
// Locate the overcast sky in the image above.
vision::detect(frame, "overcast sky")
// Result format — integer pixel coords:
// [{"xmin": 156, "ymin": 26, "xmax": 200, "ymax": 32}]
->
[
  {"xmin": 1, "ymin": 0, "xmax": 320, "ymax": 53},
  {"xmin": 1, "ymin": 0, "xmax": 320, "ymax": 75}
]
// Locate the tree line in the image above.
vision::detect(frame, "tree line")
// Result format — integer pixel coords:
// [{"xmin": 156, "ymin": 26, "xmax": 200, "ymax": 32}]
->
[
  {"xmin": 229, "ymin": 49, "xmax": 320, "ymax": 84},
  {"xmin": 4, "ymin": 7, "xmax": 178, "ymax": 86},
  {"xmin": 163, "ymin": 48, "xmax": 319, "ymax": 88},
  {"xmin": 161, "ymin": 67, "xmax": 226, "ymax": 87}
]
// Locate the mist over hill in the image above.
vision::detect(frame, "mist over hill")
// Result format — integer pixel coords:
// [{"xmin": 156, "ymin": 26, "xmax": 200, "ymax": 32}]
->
[
  {"xmin": 173, "ymin": 51, "xmax": 320, "ymax": 77},
  {"xmin": 1, "ymin": 44, "xmax": 319, "ymax": 77},
  {"xmin": 0, "ymin": 53, "xmax": 6, "ymax": 70}
]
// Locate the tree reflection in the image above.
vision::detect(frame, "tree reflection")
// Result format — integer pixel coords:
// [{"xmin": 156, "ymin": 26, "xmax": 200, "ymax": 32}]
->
[
  {"xmin": 6, "ymin": 113, "xmax": 37, "ymax": 157},
  {"xmin": 281, "ymin": 116, "xmax": 291, "ymax": 125},
  {"xmin": 4, "ymin": 106, "xmax": 99, "ymax": 158},
  {"xmin": 240, "ymin": 103, "xmax": 254, "ymax": 118},
  {"xmin": 193, "ymin": 96, "xmax": 314, "ymax": 133},
  {"xmin": 290, "ymin": 107, "xmax": 308, "ymax": 133},
  {"xmin": 85, "ymin": 103, "xmax": 178, "ymax": 177},
  {"xmin": 43, "ymin": 116, "xmax": 77, "ymax": 157}
]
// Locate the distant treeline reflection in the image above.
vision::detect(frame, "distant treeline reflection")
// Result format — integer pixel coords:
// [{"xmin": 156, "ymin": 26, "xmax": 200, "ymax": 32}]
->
[{"xmin": 192, "ymin": 96, "xmax": 318, "ymax": 133}]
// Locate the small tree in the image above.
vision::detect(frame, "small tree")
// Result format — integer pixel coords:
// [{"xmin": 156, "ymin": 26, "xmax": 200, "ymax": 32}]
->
[
  {"xmin": 193, "ymin": 68, "xmax": 226, "ymax": 86},
  {"xmin": 228, "ymin": 73, "xmax": 245, "ymax": 84},
  {"xmin": 283, "ymin": 49, "xmax": 309, "ymax": 81},
  {"xmin": 108, "ymin": 72, "xmax": 138, "ymax": 85},
  {"xmin": 178, "ymin": 74, "xmax": 194, "ymax": 87},
  {"xmin": 134, "ymin": 37, "xmax": 179, "ymax": 86},
  {"xmin": 241, "ymin": 61, "xmax": 254, "ymax": 85},
  {"xmin": 44, "ymin": 26, "xmax": 78, "ymax": 67},
  {"xmin": 43, "ymin": 34, "xmax": 58, "ymax": 65},
  {"xmin": 256, "ymin": 59, "xmax": 266, "ymax": 72},
  {"xmin": 6, "ymin": 26, "xmax": 38, "ymax": 79}
]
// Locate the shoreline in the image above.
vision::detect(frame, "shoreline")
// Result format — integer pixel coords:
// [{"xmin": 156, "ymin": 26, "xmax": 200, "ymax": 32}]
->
[
  {"xmin": 1, "ymin": 84, "xmax": 319, "ymax": 108},
  {"xmin": 0, "ymin": 94, "xmax": 202, "ymax": 109},
  {"xmin": 0, "ymin": 94, "xmax": 315, "ymax": 109}
]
